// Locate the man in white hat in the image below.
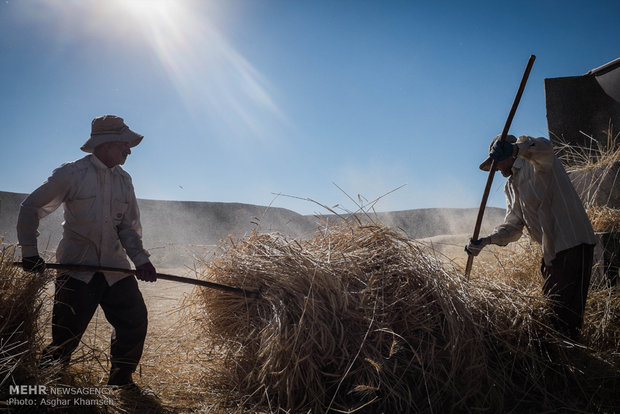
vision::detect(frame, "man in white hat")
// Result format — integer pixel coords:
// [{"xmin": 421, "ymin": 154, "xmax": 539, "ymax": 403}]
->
[
  {"xmin": 17, "ymin": 115, "xmax": 157, "ymax": 388},
  {"xmin": 465, "ymin": 134, "xmax": 597, "ymax": 340}
]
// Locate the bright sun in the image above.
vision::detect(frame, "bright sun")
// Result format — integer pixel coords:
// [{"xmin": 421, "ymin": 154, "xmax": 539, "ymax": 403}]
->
[
  {"xmin": 103, "ymin": 0, "xmax": 285, "ymax": 141},
  {"xmin": 113, "ymin": 0, "xmax": 185, "ymax": 32},
  {"xmin": 117, "ymin": 0, "xmax": 178, "ymax": 17}
]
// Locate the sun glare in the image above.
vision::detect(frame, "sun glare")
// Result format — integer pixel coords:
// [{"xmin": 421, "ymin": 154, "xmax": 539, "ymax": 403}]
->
[
  {"xmin": 106, "ymin": 0, "xmax": 288, "ymax": 143},
  {"xmin": 116, "ymin": 0, "xmax": 179, "ymax": 20},
  {"xmin": 31, "ymin": 0, "xmax": 288, "ymax": 144},
  {"xmin": 113, "ymin": 0, "xmax": 184, "ymax": 34}
]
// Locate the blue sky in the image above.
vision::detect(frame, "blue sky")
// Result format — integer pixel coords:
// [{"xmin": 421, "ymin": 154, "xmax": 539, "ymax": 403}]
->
[{"xmin": 1, "ymin": 0, "xmax": 618, "ymax": 216}]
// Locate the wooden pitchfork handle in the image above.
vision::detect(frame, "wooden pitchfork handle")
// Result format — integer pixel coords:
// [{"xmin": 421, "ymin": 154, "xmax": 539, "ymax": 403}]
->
[
  {"xmin": 465, "ymin": 54, "xmax": 536, "ymax": 279},
  {"xmin": 13, "ymin": 261, "xmax": 261, "ymax": 299}
]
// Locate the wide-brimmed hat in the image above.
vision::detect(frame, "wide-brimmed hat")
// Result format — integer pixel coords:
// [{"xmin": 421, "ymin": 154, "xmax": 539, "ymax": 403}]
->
[
  {"xmin": 80, "ymin": 115, "xmax": 143, "ymax": 153},
  {"xmin": 479, "ymin": 134, "xmax": 517, "ymax": 171}
]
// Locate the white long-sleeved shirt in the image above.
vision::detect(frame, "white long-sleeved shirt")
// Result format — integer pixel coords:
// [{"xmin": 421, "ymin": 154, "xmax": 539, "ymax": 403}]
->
[
  {"xmin": 488, "ymin": 136, "xmax": 597, "ymax": 265},
  {"xmin": 17, "ymin": 155, "xmax": 150, "ymax": 285}
]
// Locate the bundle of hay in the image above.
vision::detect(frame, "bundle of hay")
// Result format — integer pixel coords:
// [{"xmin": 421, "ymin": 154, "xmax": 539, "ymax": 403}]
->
[
  {"xmin": 587, "ymin": 205, "xmax": 620, "ymax": 232},
  {"xmin": 0, "ymin": 250, "xmax": 130, "ymax": 413},
  {"xmin": 191, "ymin": 224, "xmax": 620, "ymax": 413},
  {"xmin": 0, "ymin": 247, "xmax": 54, "ymax": 400},
  {"xmin": 556, "ymin": 127, "xmax": 620, "ymax": 173},
  {"xmin": 557, "ymin": 127, "xmax": 620, "ymax": 210}
]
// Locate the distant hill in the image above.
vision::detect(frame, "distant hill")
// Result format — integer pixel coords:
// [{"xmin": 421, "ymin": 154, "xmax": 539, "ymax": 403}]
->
[{"xmin": 0, "ymin": 190, "xmax": 505, "ymax": 267}]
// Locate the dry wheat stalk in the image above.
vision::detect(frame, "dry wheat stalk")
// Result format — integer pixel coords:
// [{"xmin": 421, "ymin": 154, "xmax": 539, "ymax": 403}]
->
[
  {"xmin": 587, "ymin": 206, "xmax": 620, "ymax": 232},
  {"xmin": 189, "ymin": 224, "xmax": 620, "ymax": 413}
]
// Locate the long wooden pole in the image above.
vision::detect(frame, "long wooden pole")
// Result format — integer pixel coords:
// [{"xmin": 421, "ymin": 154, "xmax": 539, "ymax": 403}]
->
[
  {"xmin": 13, "ymin": 262, "xmax": 261, "ymax": 299},
  {"xmin": 465, "ymin": 55, "xmax": 536, "ymax": 279}
]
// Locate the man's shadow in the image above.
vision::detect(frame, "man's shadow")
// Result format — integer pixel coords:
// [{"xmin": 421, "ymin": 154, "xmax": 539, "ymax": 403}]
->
[{"xmin": 115, "ymin": 387, "xmax": 170, "ymax": 414}]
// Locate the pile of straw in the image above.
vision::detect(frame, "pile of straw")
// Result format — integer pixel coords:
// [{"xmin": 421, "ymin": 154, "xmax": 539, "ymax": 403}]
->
[
  {"xmin": 192, "ymin": 224, "xmax": 620, "ymax": 413},
  {"xmin": 555, "ymin": 125, "xmax": 620, "ymax": 172},
  {"xmin": 0, "ymin": 250, "xmax": 157, "ymax": 413},
  {"xmin": 474, "ymin": 235, "xmax": 620, "ymax": 369},
  {"xmin": 556, "ymin": 126, "xmax": 620, "ymax": 211},
  {"xmin": 0, "ymin": 246, "xmax": 54, "ymax": 400},
  {"xmin": 587, "ymin": 205, "xmax": 620, "ymax": 232}
]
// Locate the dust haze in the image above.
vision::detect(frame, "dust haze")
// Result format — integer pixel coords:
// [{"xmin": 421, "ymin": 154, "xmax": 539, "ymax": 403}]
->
[{"xmin": 0, "ymin": 191, "xmax": 505, "ymax": 269}]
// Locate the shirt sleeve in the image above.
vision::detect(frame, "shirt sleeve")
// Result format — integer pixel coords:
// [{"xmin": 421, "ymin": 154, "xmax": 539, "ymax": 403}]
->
[
  {"xmin": 17, "ymin": 167, "xmax": 71, "ymax": 257},
  {"xmin": 487, "ymin": 182, "xmax": 524, "ymax": 246},
  {"xmin": 117, "ymin": 178, "xmax": 150, "ymax": 266}
]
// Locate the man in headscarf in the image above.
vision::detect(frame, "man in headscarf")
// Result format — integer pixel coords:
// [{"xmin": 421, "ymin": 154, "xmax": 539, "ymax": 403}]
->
[{"xmin": 465, "ymin": 134, "xmax": 597, "ymax": 340}]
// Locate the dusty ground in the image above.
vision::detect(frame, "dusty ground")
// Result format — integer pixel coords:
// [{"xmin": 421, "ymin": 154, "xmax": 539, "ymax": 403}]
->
[
  {"xmin": 416, "ymin": 233, "xmax": 500, "ymax": 267},
  {"xmin": 416, "ymin": 233, "xmax": 470, "ymax": 263}
]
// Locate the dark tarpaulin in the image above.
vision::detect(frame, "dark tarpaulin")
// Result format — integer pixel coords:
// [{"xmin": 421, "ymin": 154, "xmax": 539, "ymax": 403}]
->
[
  {"xmin": 545, "ymin": 57, "xmax": 620, "ymax": 150},
  {"xmin": 546, "ymin": 58, "xmax": 620, "ymax": 286}
]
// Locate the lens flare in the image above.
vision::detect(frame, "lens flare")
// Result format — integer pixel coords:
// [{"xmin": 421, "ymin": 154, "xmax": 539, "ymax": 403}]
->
[
  {"xmin": 25, "ymin": 0, "xmax": 287, "ymax": 145},
  {"xmin": 110, "ymin": 0, "xmax": 288, "ymax": 144}
]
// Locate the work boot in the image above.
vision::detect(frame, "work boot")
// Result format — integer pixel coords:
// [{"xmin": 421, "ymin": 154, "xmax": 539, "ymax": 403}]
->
[
  {"xmin": 107, "ymin": 369, "xmax": 157, "ymax": 396},
  {"xmin": 107, "ymin": 368, "xmax": 135, "ymax": 387}
]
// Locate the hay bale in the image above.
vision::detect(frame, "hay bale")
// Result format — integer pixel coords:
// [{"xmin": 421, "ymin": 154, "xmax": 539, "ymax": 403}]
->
[{"xmin": 191, "ymin": 224, "xmax": 619, "ymax": 412}]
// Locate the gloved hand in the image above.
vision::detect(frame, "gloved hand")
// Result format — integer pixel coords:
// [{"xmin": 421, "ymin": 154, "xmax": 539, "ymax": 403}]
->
[
  {"xmin": 136, "ymin": 262, "xmax": 157, "ymax": 282},
  {"xmin": 465, "ymin": 237, "xmax": 490, "ymax": 256},
  {"xmin": 22, "ymin": 255, "xmax": 46, "ymax": 273},
  {"xmin": 490, "ymin": 139, "xmax": 515, "ymax": 163}
]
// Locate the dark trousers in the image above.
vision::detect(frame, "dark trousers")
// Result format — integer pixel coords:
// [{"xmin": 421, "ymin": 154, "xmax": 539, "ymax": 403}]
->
[
  {"xmin": 541, "ymin": 244, "xmax": 594, "ymax": 340},
  {"xmin": 46, "ymin": 273, "xmax": 148, "ymax": 375}
]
